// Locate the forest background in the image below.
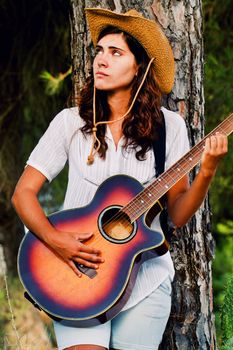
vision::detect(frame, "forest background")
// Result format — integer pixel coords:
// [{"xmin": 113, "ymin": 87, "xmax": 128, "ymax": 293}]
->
[{"xmin": 0, "ymin": 0, "xmax": 232, "ymax": 349}]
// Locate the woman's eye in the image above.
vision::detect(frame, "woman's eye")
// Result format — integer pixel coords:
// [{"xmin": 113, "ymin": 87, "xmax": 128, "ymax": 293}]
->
[
  {"xmin": 95, "ymin": 48, "xmax": 103, "ymax": 56},
  {"xmin": 112, "ymin": 50, "xmax": 121, "ymax": 56}
]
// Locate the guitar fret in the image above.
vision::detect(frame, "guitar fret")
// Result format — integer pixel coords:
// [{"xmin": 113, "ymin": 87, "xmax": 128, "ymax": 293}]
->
[{"xmin": 123, "ymin": 114, "xmax": 233, "ymax": 221}]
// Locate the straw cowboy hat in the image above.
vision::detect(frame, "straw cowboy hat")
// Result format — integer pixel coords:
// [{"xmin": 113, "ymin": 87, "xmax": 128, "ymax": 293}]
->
[{"xmin": 85, "ymin": 7, "xmax": 175, "ymax": 94}]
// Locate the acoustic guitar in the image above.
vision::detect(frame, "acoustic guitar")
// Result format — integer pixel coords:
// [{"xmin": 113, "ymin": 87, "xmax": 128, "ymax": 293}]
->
[{"xmin": 18, "ymin": 114, "xmax": 233, "ymax": 327}]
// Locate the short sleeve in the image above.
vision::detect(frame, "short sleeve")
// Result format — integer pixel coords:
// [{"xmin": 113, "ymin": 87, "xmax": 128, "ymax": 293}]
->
[
  {"xmin": 162, "ymin": 108, "xmax": 190, "ymax": 170},
  {"xmin": 26, "ymin": 109, "xmax": 70, "ymax": 182}
]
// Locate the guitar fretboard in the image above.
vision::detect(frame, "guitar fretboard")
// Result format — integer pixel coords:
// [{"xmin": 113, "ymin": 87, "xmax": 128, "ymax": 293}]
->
[{"xmin": 123, "ymin": 114, "xmax": 233, "ymax": 221}]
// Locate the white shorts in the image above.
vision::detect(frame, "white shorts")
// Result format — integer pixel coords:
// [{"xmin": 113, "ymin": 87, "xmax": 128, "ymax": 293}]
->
[{"xmin": 53, "ymin": 277, "xmax": 172, "ymax": 350}]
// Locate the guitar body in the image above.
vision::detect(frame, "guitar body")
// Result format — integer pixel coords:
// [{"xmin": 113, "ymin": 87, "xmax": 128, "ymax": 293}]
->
[{"xmin": 18, "ymin": 175, "xmax": 167, "ymax": 327}]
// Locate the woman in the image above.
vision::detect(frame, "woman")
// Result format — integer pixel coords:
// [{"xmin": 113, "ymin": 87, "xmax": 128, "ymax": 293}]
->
[{"xmin": 12, "ymin": 8, "xmax": 228, "ymax": 350}]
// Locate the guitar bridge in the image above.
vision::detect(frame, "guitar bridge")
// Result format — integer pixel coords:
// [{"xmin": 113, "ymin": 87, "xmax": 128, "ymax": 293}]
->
[{"xmin": 74, "ymin": 262, "xmax": 97, "ymax": 279}]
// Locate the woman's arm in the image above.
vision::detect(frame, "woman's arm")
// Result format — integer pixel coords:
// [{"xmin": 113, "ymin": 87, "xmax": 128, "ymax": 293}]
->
[
  {"xmin": 12, "ymin": 165, "xmax": 104, "ymax": 276},
  {"xmin": 167, "ymin": 132, "xmax": 228, "ymax": 227}
]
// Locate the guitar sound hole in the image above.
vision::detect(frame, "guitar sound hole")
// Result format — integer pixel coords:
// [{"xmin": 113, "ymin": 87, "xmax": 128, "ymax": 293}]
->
[{"xmin": 98, "ymin": 205, "xmax": 137, "ymax": 244}]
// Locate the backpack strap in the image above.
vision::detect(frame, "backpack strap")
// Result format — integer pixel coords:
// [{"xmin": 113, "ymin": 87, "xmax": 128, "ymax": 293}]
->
[
  {"xmin": 153, "ymin": 110, "xmax": 166, "ymax": 177},
  {"xmin": 152, "ymin": 110, "xmax": 174, "ymax": 243}
]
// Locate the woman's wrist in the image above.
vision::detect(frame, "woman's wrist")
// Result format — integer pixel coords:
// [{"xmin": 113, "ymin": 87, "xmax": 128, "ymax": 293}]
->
[
  {"xmin": 41, "ymin": 226, "xmax": 60, "ymax": 247},
  {"xmin": 199, "ymin": 165, "xmax": 217, "ymax": 180}
]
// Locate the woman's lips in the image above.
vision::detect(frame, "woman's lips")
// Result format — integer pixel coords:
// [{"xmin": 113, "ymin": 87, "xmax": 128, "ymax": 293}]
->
[{"xmin": 96, "ymin": 71, "xmax": 109, "ymax": 76}]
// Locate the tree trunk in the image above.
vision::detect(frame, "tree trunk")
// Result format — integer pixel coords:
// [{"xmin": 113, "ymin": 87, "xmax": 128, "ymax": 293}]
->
[{"xmin": 70, "ymin": 1, "xmax": 216, "ymax": 349}]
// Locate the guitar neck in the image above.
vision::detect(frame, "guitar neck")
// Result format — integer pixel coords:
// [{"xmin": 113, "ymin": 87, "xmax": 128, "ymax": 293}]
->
[{"xmin": 123, "ymin": 114, "xmax": 233, "ymax": 221}]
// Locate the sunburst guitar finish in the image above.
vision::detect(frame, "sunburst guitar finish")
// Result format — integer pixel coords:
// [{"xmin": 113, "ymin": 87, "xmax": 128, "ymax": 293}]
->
[{"xmin": 18, "ymin": 175, "xmax": 165, "ymax": 327}]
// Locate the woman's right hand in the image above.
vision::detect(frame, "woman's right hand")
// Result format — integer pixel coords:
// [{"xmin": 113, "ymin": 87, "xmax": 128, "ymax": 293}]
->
[
  {"xmin": 11, "ymin": 166, "xmax": 104, "ymax": 277},
  {"xmin": 48, "ymin": 230, "xmax": 104, "ymax": 277}
]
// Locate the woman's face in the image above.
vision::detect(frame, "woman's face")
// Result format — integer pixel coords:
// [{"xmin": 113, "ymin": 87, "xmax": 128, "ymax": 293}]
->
[{"xmin": 93, "ymin": 33, "xmax": 138, "ymax": 93}]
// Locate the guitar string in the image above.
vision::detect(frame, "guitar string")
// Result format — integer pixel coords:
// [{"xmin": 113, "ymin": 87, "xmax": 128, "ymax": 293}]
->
[
  {"xmin": 89, "ymin": 129, "xmax": 230, "ymax": 243},
  {"xmin": 100, "ymin": 133, "xmax": 212, "ymax": 228},
  {"xmin": 127, "ymin": 148, "xmax": 202, "ymax": 220},
  {"xmin": 99, "ymin": 138, "xmax": 202, "ymax": 230},
  {"xmin": 119, "ymin": 118, "xmax": 233, "ymax": 220},
  {"xmin": 78, "ymin": 116, "xmax": 233, "ymax": 243},
  {"xmin": 86, "ymin": 117, "xmax": 233, "ymax": 242},
  {"xmin": 85, "ymin": 150, "xmax": 201, "ymax": 243}
]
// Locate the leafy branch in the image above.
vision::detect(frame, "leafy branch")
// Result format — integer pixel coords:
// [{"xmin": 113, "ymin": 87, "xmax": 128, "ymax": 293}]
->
[{"xmin": 40, "ymin": 67, "xmax": 72, "ymax": 95}]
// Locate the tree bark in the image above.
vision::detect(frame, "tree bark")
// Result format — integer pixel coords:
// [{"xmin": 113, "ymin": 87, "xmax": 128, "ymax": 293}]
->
[{"xmin": 70, "ymin": 1, "xmax": 216, "ymax": 349}]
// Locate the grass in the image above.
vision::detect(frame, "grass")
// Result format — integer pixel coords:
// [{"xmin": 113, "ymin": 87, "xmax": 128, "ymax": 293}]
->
[{"xmin": 0, "ymin": 275, "xmax": 56, "ymax": 350}]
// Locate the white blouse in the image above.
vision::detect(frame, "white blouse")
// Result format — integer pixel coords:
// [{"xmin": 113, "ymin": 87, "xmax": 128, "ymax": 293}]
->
[{"xmin": 27, "ymin": 106, "xmax": 190, "ymax": 310}]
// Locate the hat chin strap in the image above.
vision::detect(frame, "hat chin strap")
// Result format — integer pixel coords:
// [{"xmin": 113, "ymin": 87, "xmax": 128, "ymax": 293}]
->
[{"xmin": 87, "ymin": 57, "xmax": 155, "ymax": 165}]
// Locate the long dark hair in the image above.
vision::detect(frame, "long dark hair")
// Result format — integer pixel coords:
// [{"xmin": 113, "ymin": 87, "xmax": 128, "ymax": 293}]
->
[{"xmin": 76, "ymin": 26, "xmax": 163, "ymax": 160}]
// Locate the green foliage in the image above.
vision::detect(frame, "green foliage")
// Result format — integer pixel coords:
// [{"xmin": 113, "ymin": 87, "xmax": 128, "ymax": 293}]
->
[
  {"xmin": 212, "ymin": 234, "xmax": 233, "ymax": 345},
  {"xmin": 40, "ymin": 67, "xmax": 72, "ymax": 95},
  {"xmin": 203, "ymin": 0, "xmax": 233, "ymax": 221},
  {"xmin": 219, "ymin": 338, "xmax": 233, "ymax": 350},
  {"xmin": 203, "ymin": 1, "xmax": 233, "ymax": 345},
  {"xmin": 213, "ymin": 234, "xmax": 233, "ymax": 306},
  {"xmin": 219, "ymin": 275, "xmax": 233, "ymax": 348},
  {"xmin": 217, "ymin": 221, "xmax": 233, "ymax": 235}
]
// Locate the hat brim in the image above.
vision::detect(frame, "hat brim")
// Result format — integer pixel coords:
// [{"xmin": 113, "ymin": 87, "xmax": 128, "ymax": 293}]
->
[{"xmin": 85, "ymin": 8, "xmax": 175, "ymax": 94}]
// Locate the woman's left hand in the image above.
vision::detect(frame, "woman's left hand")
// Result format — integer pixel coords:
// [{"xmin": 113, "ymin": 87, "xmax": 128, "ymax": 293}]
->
[{"xmin": 200, "ymin": 132, "xmax": 228, "ymax": 178}]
